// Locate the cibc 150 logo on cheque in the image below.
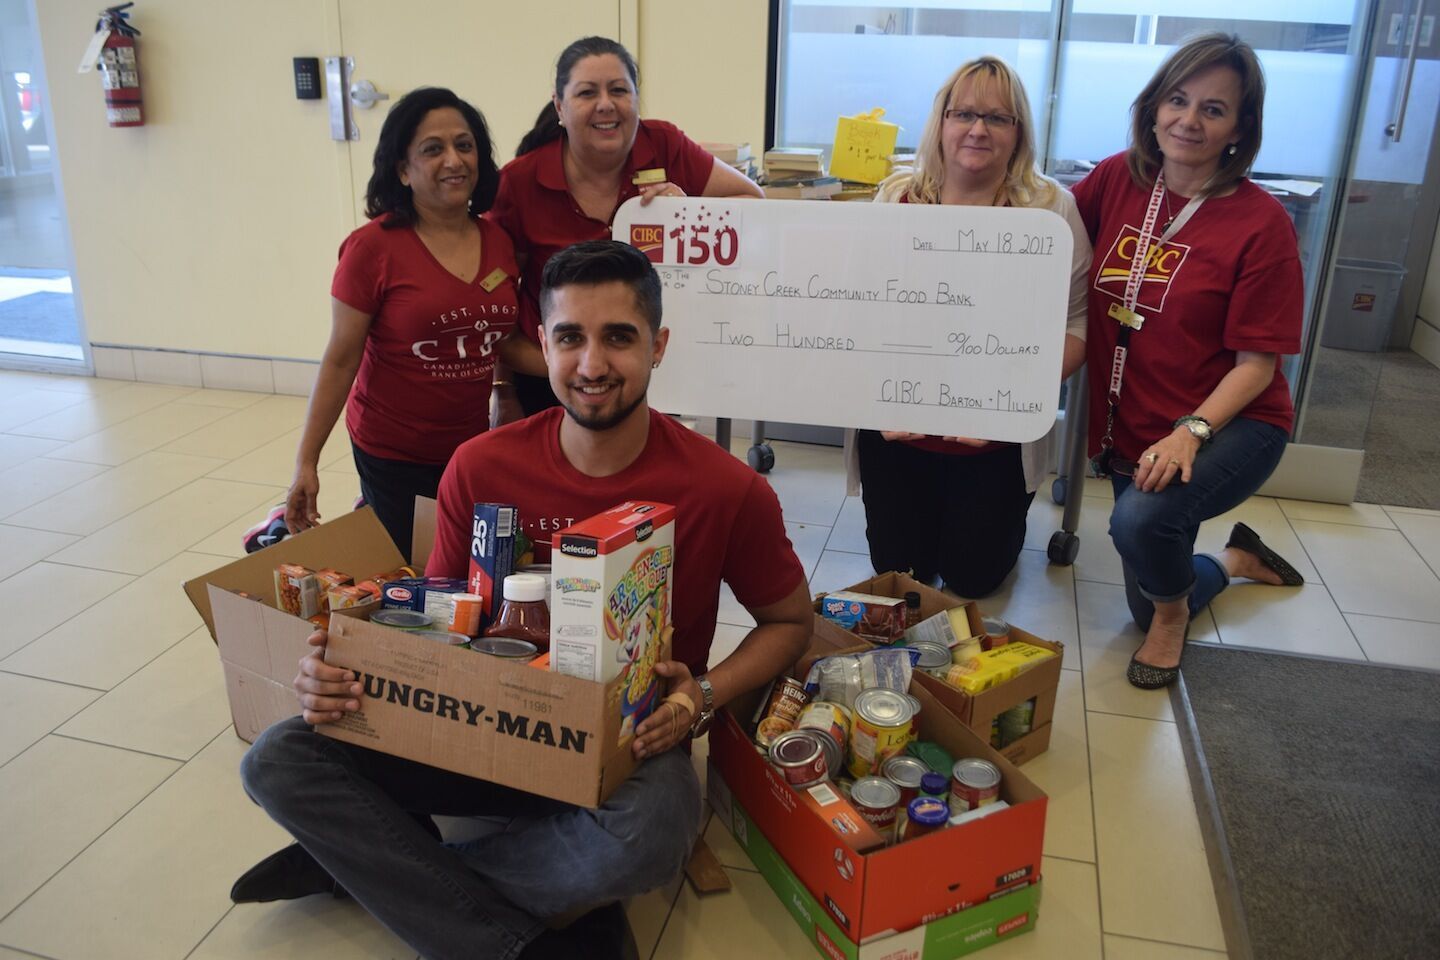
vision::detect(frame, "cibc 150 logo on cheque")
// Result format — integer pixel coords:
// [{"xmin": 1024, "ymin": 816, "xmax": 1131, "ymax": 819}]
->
[{"xmin": 629, "ymin": 202, "xmax": 742, "ymax": 267}]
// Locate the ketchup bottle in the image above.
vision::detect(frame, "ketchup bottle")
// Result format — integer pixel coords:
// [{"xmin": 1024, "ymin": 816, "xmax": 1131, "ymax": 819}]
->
[{"xmin": 483, "ymin": 573, "xmax": 550, "ymax": 653}]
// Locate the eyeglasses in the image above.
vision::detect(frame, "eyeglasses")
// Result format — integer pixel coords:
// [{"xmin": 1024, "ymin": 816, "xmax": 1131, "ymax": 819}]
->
[{"xmin": 943, "ymin": 109, "xmax": 1017, "ymax": 129}]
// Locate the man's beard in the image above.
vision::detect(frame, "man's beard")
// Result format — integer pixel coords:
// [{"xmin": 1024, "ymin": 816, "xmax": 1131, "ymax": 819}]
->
[{"xmin": 560, "ymin": 382, "xmax": 648, "ymax": 433}]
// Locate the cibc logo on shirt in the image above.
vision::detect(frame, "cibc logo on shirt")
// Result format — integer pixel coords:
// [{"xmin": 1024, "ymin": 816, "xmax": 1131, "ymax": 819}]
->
[{"xmin": 1093, "ymin": 223, "xmax": 1191, "ymax": 314}]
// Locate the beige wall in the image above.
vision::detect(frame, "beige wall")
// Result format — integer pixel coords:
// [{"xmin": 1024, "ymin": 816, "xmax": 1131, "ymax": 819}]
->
[
  {"xmin": 1421, "ymin": 227, "xmax": 1440, "ymax": 327},
  {"xmin": 31, "ymin": 0, "xmax": 770, "ymax": 365}
]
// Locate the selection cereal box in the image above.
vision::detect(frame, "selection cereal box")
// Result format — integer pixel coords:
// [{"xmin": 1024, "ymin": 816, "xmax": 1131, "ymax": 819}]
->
[{"xmin": 551, "ymin": 502, "xmax": 674, "ymax": 740}]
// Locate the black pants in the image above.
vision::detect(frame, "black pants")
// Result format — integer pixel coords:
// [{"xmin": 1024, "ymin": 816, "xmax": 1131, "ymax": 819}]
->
[
  {"xmin": 856, "ymin": 430, "xmax": 1035, "ymax": 598},
  {"xmin": 514, "ymin": 371, "xmax": 561, "ymax": 417},
  {"xmin": 350, "ymin": 442, "xmax": 448, "ymax": 564}
]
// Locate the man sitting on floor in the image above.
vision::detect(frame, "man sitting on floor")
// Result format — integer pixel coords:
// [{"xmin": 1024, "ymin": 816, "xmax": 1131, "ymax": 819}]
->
[{"xmin": 232, "ymin": 239, "xmax": 813, "ymax": 960}]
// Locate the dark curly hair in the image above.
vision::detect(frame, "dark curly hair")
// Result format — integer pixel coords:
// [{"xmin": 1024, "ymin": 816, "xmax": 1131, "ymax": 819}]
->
[
  {"xmin": 540, "ymin": 240, "xmax": 662, "ymax": 334},
  {"xmin": 365, "ymin": 87, "xmax": 499, "ymax": 228}
]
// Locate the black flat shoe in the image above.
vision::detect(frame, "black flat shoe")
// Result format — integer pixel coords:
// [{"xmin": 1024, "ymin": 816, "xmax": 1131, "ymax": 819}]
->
[
  {"xmin": 1127, "ymin": 650, "xmax": 1182, "ymax": 689},
  {"xmin": 230, "ymin": 843, "xmax": 348, "ymax": 904},
  {"xmin": 1225, "ymin": 522, "xmax": 1304, "ymax": 586}
]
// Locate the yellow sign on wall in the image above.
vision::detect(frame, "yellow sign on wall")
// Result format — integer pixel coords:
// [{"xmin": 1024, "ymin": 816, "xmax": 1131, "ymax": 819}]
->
[{"xmin": 830, "ymin": 109, "xmax": 899, "ymax": 185}]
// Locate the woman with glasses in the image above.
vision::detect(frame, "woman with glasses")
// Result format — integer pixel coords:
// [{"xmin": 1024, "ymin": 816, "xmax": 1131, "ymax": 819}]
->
[
  {"xmin": 1072, "ymin": 33, "xmax": 1305, "ymax": 690},
  {"xmin": 853, "ymin": 55, "xmax": 1091, "ymax": 598}
]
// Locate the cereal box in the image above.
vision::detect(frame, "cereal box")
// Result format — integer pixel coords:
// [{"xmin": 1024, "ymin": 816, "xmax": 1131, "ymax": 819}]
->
[{"xmin": 551, "ymin": 502, "xmax": 675, "ymax": 740}]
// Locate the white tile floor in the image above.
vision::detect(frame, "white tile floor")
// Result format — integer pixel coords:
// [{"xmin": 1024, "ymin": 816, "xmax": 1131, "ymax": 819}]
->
[{"xmin": 1, "ymin": 368, "xmax": 1437, "ymax": 960}]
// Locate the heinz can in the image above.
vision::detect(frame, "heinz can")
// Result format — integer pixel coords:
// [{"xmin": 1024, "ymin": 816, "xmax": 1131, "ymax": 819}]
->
[
  {"xmin": 848, "ymin": 688, "xmax": 915, "ymax": 778},
  {"xmin": 769, "ymin": 729, "xmax": 829, "ymax": 788},
  {"xmin": 881, "ymin": 755, "xmax": 928, "ymax": 810},
  {"xmin": 949, "ymin": 758, "xmax": 1002, "ymax": 816},
  {"xmin": 796, "ymin": 701, "xmax": 851, "ymax": 778},
  {"xmin": 851, "ymin": 776, "xmax": 902, "ymax": 843},
  {"xmin": 754, "ymin": 675, "xmax": 809, "ymax": 749}
]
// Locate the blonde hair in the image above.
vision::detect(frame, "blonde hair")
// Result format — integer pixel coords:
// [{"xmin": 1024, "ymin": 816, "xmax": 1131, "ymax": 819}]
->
[{"xmin": 885, "ymin": 56, "xmax": 1057, "ymax": 209}]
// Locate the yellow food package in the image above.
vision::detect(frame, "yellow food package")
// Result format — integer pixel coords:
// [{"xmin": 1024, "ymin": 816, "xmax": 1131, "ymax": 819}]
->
[{"xmin": 989, "ymin": 641, "xmax": 1057, "ymax": 676}]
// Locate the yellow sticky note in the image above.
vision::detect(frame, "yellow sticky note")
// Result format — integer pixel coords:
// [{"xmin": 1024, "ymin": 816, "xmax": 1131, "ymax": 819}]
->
[{"xmin": 831, "ymin": 110, "xmax": 900, "ymax": 185}]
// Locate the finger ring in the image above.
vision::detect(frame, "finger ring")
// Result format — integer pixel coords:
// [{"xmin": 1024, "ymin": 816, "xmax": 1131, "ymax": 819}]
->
[
  {"xmin": 1168, "ymin": 458, "xmax": 1179, "ymax": 466},
  {"xmin": 1145, "ymin": 453, "xmax": 1159, "ymax": 464}
]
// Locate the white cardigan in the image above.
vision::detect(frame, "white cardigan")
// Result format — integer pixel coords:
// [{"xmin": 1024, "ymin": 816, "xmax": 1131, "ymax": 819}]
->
[{"xmin": 844, "ymin": 175, "xmax": 1094, "ymax": 496}]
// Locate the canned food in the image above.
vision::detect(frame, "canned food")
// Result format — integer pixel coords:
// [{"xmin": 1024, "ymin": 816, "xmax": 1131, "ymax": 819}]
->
[
  {"xmin": 908, "ymin": 640, "xmax": 952, "ymax": 673},
  {"xmin": 881, "ymin": 755, "xmax": 928, "ymax": 809},
  {"xmin": 905, "ymin": 694, "xmax": 922, "ymax": 743},
  {"xmin": 769, "ymin": 729, "xmax": 829, "ymax": 788},
  {"xmin": 851, "ymin": 775, "xmax": 902, "ymax": 842},
  {"xmin": 949, "ymin": 758, "xmax": 1002, "ymax": 816},
  {"xmin": 371, "ymin": 609, "xmax": 433, "ymax": 631},
  {"xmin": 900, "ymin": 796, "xmax": 950, "ymax": 842},
  {"xmin": 470, "ymin": 637, "xmax": 540, "ymax": 660},
  {"xmin": 410, "ymin": 630, "xmax": 471, "ymax": 646},
  {"xmin": 754, "ymin": 676, "xmax": 809, "ymax": 749},
  {"xmin": 981, "ymin": 615, "xmax": 1011, "ymax": 650},
  {"xmin": 797, "ymin": 701, "xmax": 852, "ymax": 772},
  {"xmin": 998, "ymin": 697, "xmax": 1036, "ymax": 746},
  {"xmin": 848, "ymin": 688, "xmax": 915, "ymax": 778}
]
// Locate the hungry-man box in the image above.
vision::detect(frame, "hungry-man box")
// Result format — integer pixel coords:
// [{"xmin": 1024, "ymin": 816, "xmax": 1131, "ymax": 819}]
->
[
  {"xmin": 183, "ymin": 500, "xmax": 654, "ymax": 807},
  {"xmin": 710, "ymin": 666, "xmax": 1048, "ymax": 943},
  {"xmin": 827, "ymin": 573, "xmax": 1064, "ymax": 766},
  {"xmin": 182, "ymin": 506, "xmax": 405, "ymax": 742}
]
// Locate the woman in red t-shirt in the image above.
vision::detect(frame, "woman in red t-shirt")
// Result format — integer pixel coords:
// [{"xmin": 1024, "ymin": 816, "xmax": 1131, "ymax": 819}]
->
[
  {"xmin": 855, "ymin": 56, "xmax": 1091, "ymax": 598},
  {"xmin": 284, "ymin": 87, "xmax": 524, "ymax": 557},
  {"xmin": 488, "ymin": 36, "xmax": 763, "ymax": 416},
  {"xmin": 1071, "ymin": 34, "xmax": 1305, "ymax": 690}
]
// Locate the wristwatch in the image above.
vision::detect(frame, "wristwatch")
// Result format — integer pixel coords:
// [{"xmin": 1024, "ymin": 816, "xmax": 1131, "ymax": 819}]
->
[
  {"xmin": 1174, "ymin": 415, "xmax": 1213, "ymax": 445},
  {"xmin": 689, "ymin": 675, "xmax": 716, "ymax": 737}
]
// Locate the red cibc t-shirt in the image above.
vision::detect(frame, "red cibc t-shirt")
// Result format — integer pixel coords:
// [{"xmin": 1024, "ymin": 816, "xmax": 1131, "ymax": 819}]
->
[
  {"xmin": 488, "ymin": 119, "xmax": 716, "ymax": 342},
  {"xmin": 332, "ymin": 215, "xmax": 519, "ymax": 464},
  {"xmin": 1071, "ymin": 154, "xmax": 1302, "ymax": 460},
  {"xmin": 428, "ymin": 408, "xmax": 806, "ymax": 679}
]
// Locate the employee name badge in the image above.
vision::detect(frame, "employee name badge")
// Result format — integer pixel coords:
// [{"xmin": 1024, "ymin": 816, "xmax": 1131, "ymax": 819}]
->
[
  {"xmin": 78, "ymin": 28, "xmax": 111, "ymax": 74},
  {"xmin": 478, "ymin": 267, "xmax": 509, "ymax": 293},
  {"xmin": 1108, "ymin": 302, "xmax": 1145, "ymax": 330},
  {"xmin": 623, "ymin": 198, "xmax": 743, "ymax": 273},
  {"xmin": 631, "ymin": 168, "xmax": 667, "ymax": 187}
]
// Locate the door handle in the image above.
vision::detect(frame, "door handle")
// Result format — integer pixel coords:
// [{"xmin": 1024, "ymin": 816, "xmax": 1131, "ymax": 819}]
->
[
  {"xmin": 1386, "ymin": 0, "xmax": 1426, "ymax": 142},
  {"xmin": 349, "ymin": 79, "xmax": 390, "ymax": 110}
]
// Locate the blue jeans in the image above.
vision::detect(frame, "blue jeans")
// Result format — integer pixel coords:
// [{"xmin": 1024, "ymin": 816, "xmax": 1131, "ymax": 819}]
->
[
  {"xmin": 1107, "ymin": 418, "xmax": 1288, "ymax": 632},
  {"xmin": 240, "ymin": 716, "xmax": 702, "ymax": 960}
]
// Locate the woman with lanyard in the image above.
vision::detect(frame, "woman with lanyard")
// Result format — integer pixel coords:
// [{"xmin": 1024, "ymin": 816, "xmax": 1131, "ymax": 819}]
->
[
  {"xmin": 284, "ymin": 88, "xmax": 522, "ymax": 557},
  {"xmin": 488, "ymin": 36, "xmax": 763, "ymax": 416},
  {"xmin": 854, "ymin": 55, "xmax": 1091, "ymax": 598},
  {"xmin": 1072, "ymin": 33, "xmax": 1305, "ymax": 690}
]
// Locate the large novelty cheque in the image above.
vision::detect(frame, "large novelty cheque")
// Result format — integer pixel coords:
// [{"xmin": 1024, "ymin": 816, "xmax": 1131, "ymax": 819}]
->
[{"xmin": 613, "ymin": 197, "xmax": 1073, "ymax": 443}]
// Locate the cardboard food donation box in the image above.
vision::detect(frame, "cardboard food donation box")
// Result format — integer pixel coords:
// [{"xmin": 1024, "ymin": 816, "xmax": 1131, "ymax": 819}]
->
[
  {"xmin": 821, "ymin": 572, "xmax": 1064, "ymax": 766},
  {"xmin": 707, "ymin": 764, "xmax": 1041, "ymax": 960},
  {"xmin": 183, "ymin": 506, "xmax": 405, "ymax": 743},
  {"xmin": 320, "ymin": 615, "xmax": 663, "ymax": 808},
  {"xmin": 709, "ymin": 665, "xmax": 1047, "ymax": 944}
]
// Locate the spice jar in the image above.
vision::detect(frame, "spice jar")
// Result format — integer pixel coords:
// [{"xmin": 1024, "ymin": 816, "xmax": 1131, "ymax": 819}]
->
[
  {"xmin": 482, "ymin": 573, "xmax": 550, "ymax": 653},
  {"xmin": 903, "ymin": 591, "xmax": 922, "ymax": 629}
]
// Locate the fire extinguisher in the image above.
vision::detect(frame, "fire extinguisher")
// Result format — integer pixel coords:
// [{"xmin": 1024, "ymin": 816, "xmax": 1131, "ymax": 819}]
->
[{"xmin": 93, "ymin": 4, "xmax": 143, "ymax": 127}]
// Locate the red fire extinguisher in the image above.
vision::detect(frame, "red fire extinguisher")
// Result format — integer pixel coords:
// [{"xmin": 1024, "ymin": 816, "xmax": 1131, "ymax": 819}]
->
[{"xmin": 93, "ymin": 4, "xmax": 143, "ymax": 127}]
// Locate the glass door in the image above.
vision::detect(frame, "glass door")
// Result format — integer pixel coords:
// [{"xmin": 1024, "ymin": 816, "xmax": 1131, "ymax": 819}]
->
[
  {"xmin": 1294, "ymin": 0, "xmax": 1440, "ymax": 509},
  {"xmin": 0, "ymin": 0, "xmax": 83, "ymax": 365}
]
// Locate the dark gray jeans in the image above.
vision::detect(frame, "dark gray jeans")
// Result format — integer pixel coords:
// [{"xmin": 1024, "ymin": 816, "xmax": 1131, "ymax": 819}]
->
[{"xmin": 240, "ymin": 716, "xmax": 702, "ymax": 960}]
